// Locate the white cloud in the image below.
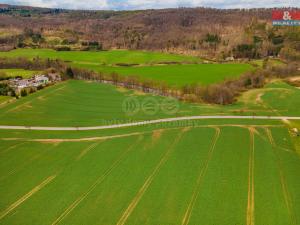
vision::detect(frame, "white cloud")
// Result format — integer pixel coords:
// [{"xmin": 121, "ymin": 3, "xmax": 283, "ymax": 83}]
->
[
  {"xmin": 123, "ymin": 0, "xmax": 299, "ymax": 9},
  {"xmin": 2, "ymin": 0, "xmax": 300, "ymax": 10},
  {"xmin": 5, "ymin": 0, "xmax": 110, "ymax": 9}
]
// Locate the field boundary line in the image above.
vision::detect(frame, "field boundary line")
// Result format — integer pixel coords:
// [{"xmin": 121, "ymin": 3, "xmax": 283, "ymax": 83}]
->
[
  {"xmin": 116, "ymin": 128, "xmax": 189, "ymax": 225},
  {"xmin": 51, "ymin": 135, "xmax": 144, "ymax": 225},
  {"xmin": 265, "ymin": 128, "xmax": 297, "ymax": 225},
  {"xmin": 247, "ymin": 128, "xmax": 255, "ymax": 225},
  {"xmin": 0, "ymin": 116, "xmax": 298, "ymax": 131},
  {"xmin": 0, "ymin": 175, "xmax": 56, "ymax": 221},
  {"xmin": 181, "ymin": 127, "xmax": 220, "ymax": 225}
]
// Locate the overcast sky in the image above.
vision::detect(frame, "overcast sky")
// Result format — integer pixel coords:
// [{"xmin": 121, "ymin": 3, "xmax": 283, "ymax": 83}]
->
[{"xmin": 1, "ymin": 0, "xmax": 299, "ymax": 10}]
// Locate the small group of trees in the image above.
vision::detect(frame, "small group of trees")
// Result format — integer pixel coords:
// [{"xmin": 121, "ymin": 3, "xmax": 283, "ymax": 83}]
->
[
  {"xmin": 16, "ymin": 28, "xmax": 45, "ymax": 48},
  {"xmin": 0, "ymin": 83, "xmax": 15, "ymax": 96},
  {"xmin": 204, "ymin": 33, "xmax": 221, "ymax": 51},
  {"xmin": 81, "ymin": 41, "xmax": 103, "ymax": 51}
]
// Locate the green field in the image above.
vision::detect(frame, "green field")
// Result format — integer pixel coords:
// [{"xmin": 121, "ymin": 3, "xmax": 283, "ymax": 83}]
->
[
  {"xmin": 0, "ymin": 124, "xmax": 299, "ymax": 225},
  {"xmin": 0, "ymin": 96, "xmax": 13, "ymax": 105},
  {"xmin": 0, "ymin": 80, "xmax": 210, "ymax": 126},
  {"xmin": 0, "ymin": 79, "xmax": 300, "ymax": 127},
  {"xmin": 0, "ymin": 66, "xmax": 299, "ymax": 224},
  {"xmin": 74, "ymin": 62, "xmax": 252, "ymax": 86},
  {"xmin": 0, "ymin": 49, "xmax": 253, "ymax": 86},
  {"xmin": 0, "ymin": 69, "xmax": 40, "ymax": 79},
  {"xmin": 0, "ymin": 49, "xmax": 200, "ymax": 65},
  {"xmin": 237, "ymin": 81, "xmax": 300, "ymax": 116}
]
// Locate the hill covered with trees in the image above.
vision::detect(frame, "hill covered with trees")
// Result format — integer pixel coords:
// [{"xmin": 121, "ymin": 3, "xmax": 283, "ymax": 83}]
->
[{"xmin": 0, "ymin": 5, "xmax": 299, "ymax": 61}]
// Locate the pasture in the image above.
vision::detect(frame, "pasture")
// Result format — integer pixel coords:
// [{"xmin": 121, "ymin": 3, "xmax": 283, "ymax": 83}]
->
[
  {"xmin": 0, "ymin": 21, "xmax": 298, "ymax": 225},
  {"xmin": 237, "ymin": 81, "xmax": 300, "ymax": 116},
  {"xmin": 0, "ymin": 124, "xmax": 299, "ymax": 225},
  {"xmin": 0, "ymin": 49, "xmax": 200, "ymax": 65},
  {"xmin": 0, "ymin": 49, "xmax": 253, "ymax": 86},
  {"xmin": 0, "ymin": 74, "xmax": 299, "ymax": 225},
  {"xmin": 0, "ymin": 96, "xmax": 12, "ymax": 105},
  {"xmin": 1, "ymin": 79, "xmax": 299, "ymax": 127},
  {"xmin": 0, "ymin": 80, "xmax": 226, "ymax": 127},
  {"xmin": 0, "ymin": 69, "xmax": 40, "ymax": 79},
  {"xmin": 73, "ymin": 63, "xmax": 252, "ymax": 86}
]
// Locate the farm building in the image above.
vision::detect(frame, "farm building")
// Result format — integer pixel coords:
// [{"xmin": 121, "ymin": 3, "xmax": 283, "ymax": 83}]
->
[{"xmin": 8, "ymin": 74, "xmax": 51, "ymax": 94}]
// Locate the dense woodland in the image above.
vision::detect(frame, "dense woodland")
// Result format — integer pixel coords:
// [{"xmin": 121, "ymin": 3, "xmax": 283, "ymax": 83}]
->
[{"xmin": 0, "ymin": 5, "xmax": 299, "ymax": 61}]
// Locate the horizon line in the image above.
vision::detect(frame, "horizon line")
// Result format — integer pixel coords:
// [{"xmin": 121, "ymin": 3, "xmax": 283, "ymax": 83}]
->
[{"xmin": 1, "ymin": 3, "xmax": 299, "ymax": 12}]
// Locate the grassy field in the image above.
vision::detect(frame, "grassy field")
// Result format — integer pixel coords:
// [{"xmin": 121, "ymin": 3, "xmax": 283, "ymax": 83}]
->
[
  {"xmin": 250, "ymin": 59, "xmax": 285, "ymax": 67},
  {"xmin": 0, "ymin": 76, "xmax": 299, "ymax": 224},
  {"xmin": 0, "ymin": 125, "xmax": 299, "ymax": 225},
  {"xmin": 0, "ymin": 96, "xmax": 13, "ymax": 105},
  {"xmin": 0, "ymin": 69, "xmax": 40, "ymax": 79},
  {"xmin": 0, "ymin": 49, "xmax": 253, "ymax": 86},
  {"xmin": 0, "ymin": 79, "xmax": 290, "ymax": 127},
  {"xmin": 0, "ymin": 39, "xmax": 299, "ymax": 225},
  {"xmin": 237, "ymin": 81, "xmax": 300, "ymax": 116},
  {"xmin": 74, "ymin": 62, "xmax": 252, "ymax": 86},
  {"xmin": 0, "ymin": 49, "xmax": 200, "ymax": 65},
  {"xmin": 0, "ymin": 80, "xmax": 227, "ymax": 127},
  {"xmin": 0, "ymin": 80, "xmax": 211, "ymax": 126},
  {"xmin": 0, "ymin": 79, "xmax": 299, "ymax": 127}
]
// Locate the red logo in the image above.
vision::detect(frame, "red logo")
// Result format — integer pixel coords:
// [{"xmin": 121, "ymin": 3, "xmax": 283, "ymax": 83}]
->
[{"xmin": 272, "ymin": 10, "xmax": 300, "ymax": 20}]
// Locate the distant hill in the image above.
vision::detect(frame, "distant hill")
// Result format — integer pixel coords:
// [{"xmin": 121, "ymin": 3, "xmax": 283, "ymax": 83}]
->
[{"xmin": 0, "ymin": 5, "xmax": 299, "ymax": 60}]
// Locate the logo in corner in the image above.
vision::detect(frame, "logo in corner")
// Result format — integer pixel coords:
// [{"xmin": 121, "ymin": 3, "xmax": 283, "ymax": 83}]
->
[{"xmin": 272, "ymin": 10, "xmax": 300, "ymax": 26}]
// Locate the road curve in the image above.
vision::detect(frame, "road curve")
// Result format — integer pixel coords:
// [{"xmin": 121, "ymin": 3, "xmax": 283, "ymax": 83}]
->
[{"xmin": 0, "ymin": 116, "xmax": 299, "ymax": 131}]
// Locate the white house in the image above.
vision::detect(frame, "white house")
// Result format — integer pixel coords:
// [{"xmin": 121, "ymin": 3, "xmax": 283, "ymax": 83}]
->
[
  {"xmin": 16, "ymin": 80, "xmax": 29, "ymax": 89},
  {"xmin": 34, "ymin": 75, "xmax": 49, "ymax": 85}
]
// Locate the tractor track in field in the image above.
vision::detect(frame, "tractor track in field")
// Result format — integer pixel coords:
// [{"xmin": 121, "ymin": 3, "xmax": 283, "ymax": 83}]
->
[
  {"xmin": 247, "ymin": 128, "xmax": 255, "ymax": 225},
  {"xmin": 0, "ymin": 175, "xmax": 56, "ymax": 221},
  {"xmin": 51, "ymin": 135, "xmax": 144, "ymax": 225},
  {"xmin": 0, "ymin": 143, "xmax": 59, "ymax": 182},
  {"xmin": 265, "ymin": 128, "xmax": 297, "ymax": 225},
  {"xmin": 0, "ymin": 142, "xmax": 26, "ymax": 154},
  {"xmin": 76, "ymin": 142, "xmax": 103, "ymax": 160},
  {"xmin": 0, "ymin": 116, "xmax": 299, "ymax": 131},
  {"xmin": 3, "ymin": 85, "xmax": 66, "ymax": 114},
  {"xmin": 181, "ymin": 127, "xmax": 220, "ymax": 225},
  {"xmin": 116, "ymin": 128, "xmax": 189, "ymax": 225}
]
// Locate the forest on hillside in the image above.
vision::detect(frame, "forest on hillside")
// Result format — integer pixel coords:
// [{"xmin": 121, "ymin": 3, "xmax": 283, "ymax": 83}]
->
[{"xmin": 0, "ymin": 5, "xmax": 299, "ymax": 61}]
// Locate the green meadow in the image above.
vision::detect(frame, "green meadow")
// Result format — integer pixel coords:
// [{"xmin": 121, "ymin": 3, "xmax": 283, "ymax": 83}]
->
[
  {"xmin": 0, "ymin": 49, "xmax": 253, "ymax": 86},
  {"xmin": 0, "ymin": 124, "xmax": 299, "ymax": 225},
  {"xmin": 0, "ymin": 49, "xmax": 299, "ymax": 225},
  {"xmin": 0, "ymin": 96, "xmax": 12, "ymax": 105},
  {"xmin": 0, "ymin": 79, "xmax": 300, "ymax": 127},
  {"xmin": 74, "ymin": 62, "xmax": 252, "ymax": 86},
  {"xmin": 0, "ymin": 49, "xmax": 200, "ymax": 65},
  {"xmin": 0, "ymin": 69, "xmax": 40, "ymax": 79},
  {"xmin": 0, "ymin": 80, "xmax": 213, "ymax": 126}
]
